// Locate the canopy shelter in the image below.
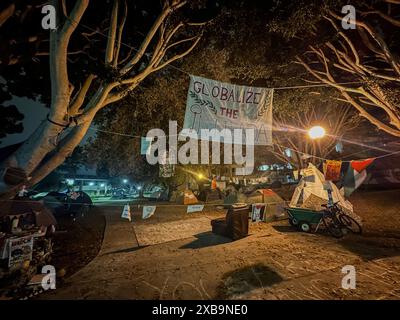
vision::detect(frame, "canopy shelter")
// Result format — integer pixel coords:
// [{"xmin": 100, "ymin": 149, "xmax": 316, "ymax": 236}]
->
[{"xmin": 0, "ymin": 199, "xmax": 57, "ymax": 227}]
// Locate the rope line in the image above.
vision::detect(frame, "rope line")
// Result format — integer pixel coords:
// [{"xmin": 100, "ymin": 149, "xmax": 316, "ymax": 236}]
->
[
  {"xmin": 0, "ymin": 198, "xmax": 275, "ymax": 208},
  {"xmin": 273, "ymin": 142, "xmax": 400, "ymax": 163},
  {"xmin": 88, "ymin": 126, "xmax": 400, "ymax": 162}
]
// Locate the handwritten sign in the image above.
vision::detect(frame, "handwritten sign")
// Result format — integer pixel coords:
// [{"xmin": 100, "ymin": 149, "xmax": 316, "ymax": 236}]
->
[
  {"xmin": 8, "ymin": 236, "xmax": 34, "ymax": 268},
  {"xmin": 183, "ymin": 75, "xmax": 274, "ymax": 145},
  {"xmin": 325, "ymin": 160, "xmax": 342, "ymax": 181}
]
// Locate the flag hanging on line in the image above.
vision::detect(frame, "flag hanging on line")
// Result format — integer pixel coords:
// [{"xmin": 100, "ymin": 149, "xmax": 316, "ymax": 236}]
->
[
  {"xmin": 141, "ymin": 137, "xmax": 153, "ymax": 155},
  {"xmin": 343, "ymin": 158, "xmax": 375, "ymax": 197},
  {"xmin": 121, "ymin": 204, "xmax": 131, "ymax": 222},
  {"xmin": 142, "ymin": 206, "xmax": 156, "ymax": 219},
  {"xmin": 324, "ymin": 160, "xmax": 342, "ymax": 181}
]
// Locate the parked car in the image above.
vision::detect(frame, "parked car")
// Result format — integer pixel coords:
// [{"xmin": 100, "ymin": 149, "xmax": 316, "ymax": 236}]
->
[{"xmin": 30, "ymin": 191, "xmax": 93, "ymax": 220}]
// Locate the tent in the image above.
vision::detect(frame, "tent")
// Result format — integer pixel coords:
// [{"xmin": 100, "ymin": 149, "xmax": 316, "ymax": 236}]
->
[
  {"xmin": 205, "ymin": 189, "xmax": 223, "ymax": 202},
  {"xmin": 174, "ymin": 190, "xmax": 199, "ymax": 205},
  {"xmin": 67, "ymin": 191, "xmax": 93, "ymax": 216},
  {"xmin": 244, "ymin": 189, "xmax": 286, "ymax": 221},
  {"xmin": 244, "ymin": 189, "xmax": 284, "ymax": 204},
  {"xmin": 290, "ymin": 163, "xmax": 353, "ymax": 214},
  {"xmin": 224, "ymin": 188, "xmax": 284, "ymax": 206},
  {"xmin": 223, "ymin": 192, "xmax": 238, "ymax": 206},
  {"xmin": 223, "ymin": 188, "xmax": 286, "ymax": 221}
]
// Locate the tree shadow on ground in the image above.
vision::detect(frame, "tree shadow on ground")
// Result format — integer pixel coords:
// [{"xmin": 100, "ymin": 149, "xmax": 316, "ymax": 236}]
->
[
  {"xmin": 179, "ymin": 231, "xmax": 231, "ymax": 249},
  {"xmin": 102, "ymin": 245, "xmax": 148, "ymax": 255},
  {"xmin": 274, "ymin": 221, "xmax": 400, "ymax": 261},
  {"xmin": 338, "ymin": 234, "xmax": 400, "ymax": 261},
  {"xmin": 215, "ymin": 263, "xmax": 283, "ymax": 299}
]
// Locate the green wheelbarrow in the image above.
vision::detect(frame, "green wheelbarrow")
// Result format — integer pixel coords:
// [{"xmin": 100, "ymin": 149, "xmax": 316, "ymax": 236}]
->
[{"xmin": 285, "ymin": 207, "xmax": 324, "ymax": 233}]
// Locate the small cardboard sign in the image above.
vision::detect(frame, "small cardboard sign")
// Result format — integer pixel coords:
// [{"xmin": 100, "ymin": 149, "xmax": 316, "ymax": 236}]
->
[
  {"xmin": 142, "ymin": 206, "xmax": 156, "ymax": 219},
  {"xmin": 8, "ymin": 236, "xmax": 34, "ymax": 268},
  {"xmin": 187, "ymin": 204, "xmax": 204, "ymax": 213},
  {"xmin": 121, "ymin": 204, "xmax": 131, "ymax": 222},
  {"xmin": 251, "ymin": 204, "xmax": 266, "ymax": 222}
]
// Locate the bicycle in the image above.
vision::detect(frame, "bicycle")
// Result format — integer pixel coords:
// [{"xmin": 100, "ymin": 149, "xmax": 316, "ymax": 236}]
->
[{"xmin": 321, "ymin": 202, "xmax": 362, "ymax": 238}]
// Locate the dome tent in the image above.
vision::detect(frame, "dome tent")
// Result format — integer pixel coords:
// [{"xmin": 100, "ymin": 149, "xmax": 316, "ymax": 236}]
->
[
  {"xmin": 289, "ymin": 163, "xmax": 354, "ymax": 215},
  {"xmin": 173, "ymin": 190, "xmax": 199, "ymax": 205}
]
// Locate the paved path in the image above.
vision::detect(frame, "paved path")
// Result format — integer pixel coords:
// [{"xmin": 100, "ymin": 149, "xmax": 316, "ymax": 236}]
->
[{"xmin": 42, "ymin": 205, "xmax": 400, "ymax": 300}]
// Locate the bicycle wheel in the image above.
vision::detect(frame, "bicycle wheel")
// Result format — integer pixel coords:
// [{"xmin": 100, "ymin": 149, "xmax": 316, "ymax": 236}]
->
[
  {"xmin": 338, "ymin": 213, "xmax": 362, "ymax": 234},
  {"xmin": 322, "ymin": 214, "xmax": 344, "ymax": 238}
]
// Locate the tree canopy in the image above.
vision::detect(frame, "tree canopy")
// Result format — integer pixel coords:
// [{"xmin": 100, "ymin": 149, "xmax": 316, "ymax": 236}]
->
[
  {"xmin": 87, "ymin": 0, "xmax": 364, "ymax": 176},
  {"xmin": 1, "ymin": 0, "xmax": 398, "ymax": 194}
]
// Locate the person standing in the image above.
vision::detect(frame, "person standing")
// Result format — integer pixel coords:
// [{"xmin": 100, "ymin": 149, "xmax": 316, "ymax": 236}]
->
[{"xmin": 211, "ymin": 176, "xmax": 217, "ymax": 190}]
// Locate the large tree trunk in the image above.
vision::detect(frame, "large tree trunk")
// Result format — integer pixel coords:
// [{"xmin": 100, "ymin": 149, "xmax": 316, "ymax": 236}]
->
[
  {"xmin": 28, "ymin": 121, "xmax": 92, "ymax": 186},
  {"xmin": 0, "ymin": 0, "xmax": 205, "ymax": 199},
  {"xmin": 4, "ymin": 120, "xmax": 64, "ymax": 176}
]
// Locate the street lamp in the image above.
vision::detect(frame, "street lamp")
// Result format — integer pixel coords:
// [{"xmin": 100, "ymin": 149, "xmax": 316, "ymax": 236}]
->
[{"xmin": 308, "ymin": 126, "xmax": 326, "ymax": 139}]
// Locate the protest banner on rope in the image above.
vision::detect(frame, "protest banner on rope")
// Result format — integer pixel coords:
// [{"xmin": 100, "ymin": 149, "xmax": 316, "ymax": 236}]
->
[{"xmin": 183, "ymin": 75, "xmax": 274, "ymax": 145}]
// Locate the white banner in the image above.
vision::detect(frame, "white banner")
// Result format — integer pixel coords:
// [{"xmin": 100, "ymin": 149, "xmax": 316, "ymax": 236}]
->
[
  {"xmin": 141, "ymin": 137, "xmax": 152, "ymax": 155},
  {"xmin": 187, "ymin": 204, "xmax": 204, "ymax": 213},
  {"xmin": 121, "ymin": 204, "xmax": 131, "ymax": 222},
  {"xmin": 142, "ymin": 206, "xmax": 156, "ymax": 219},
  {"xmin": 183, "ymin": 75, "xmax": 273, "ymax": 145}
]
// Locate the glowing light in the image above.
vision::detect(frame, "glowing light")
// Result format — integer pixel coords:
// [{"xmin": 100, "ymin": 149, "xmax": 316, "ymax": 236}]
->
[
  {"xmin": 308, "ymin": 126, "xmax": 326, "ymax": 139},
  {"xmin": 66, "ymin": 179, "xmax": 74, "ymax": 186},
  {"xmin": 197, "ymin": 173, "xmax": 204, "ymax": 180},
  {"xmin": 100, "ymin": 183, "xmax": 105, "ymax": 187},
  {"xmin": 123, "ymin": 179, "xmax": 128, "ymax": 184},
  {"xmin": 137, "ymin": 186, "xmax": 142, "ymax": 190},
  {"xmin": 89, "ymin": 182, "xmax": 94, "ymax": 186}
]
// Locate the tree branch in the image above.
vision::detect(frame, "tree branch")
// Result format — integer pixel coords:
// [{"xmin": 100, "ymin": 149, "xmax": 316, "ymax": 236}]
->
[
  {"xmin": 105, "ymin": 0, "xmax": 119, "ymax": 64},
  {"xmin": 0, "ymin": 3, "xmax": 15, "ymax": 27},
  {"xmin": 119, "ymin": 0, "xmax": 187, "ymax": 75},
  {"xmin": 69, "ymin": 74, "xmax": 97, "ymax": 115},
  {"xmin": 114, "ymin": 0, "xmax": 127, "ymax": 67}
]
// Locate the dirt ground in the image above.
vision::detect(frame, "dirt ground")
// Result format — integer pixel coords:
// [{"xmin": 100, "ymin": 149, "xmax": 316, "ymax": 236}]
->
[
  {"xmin": 38, "ymin": 189, "xmax": 400, "ymax": 300},
  {"xmin": 350, "ymin": 190, "xmax": 400, "ymax": 240},
  {"xmin": 51, "ymin": 207, "xmax": 106, "ymax": 278}
]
